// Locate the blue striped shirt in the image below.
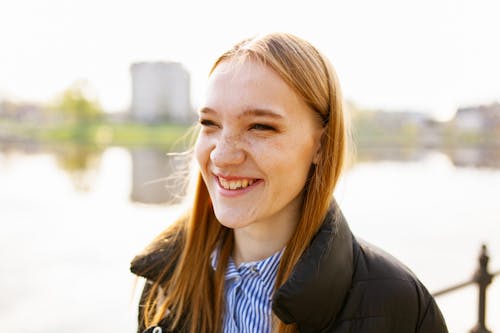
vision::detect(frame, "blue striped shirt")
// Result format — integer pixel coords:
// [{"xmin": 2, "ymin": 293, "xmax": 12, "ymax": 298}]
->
[{"xmin": 212, "ymin": 249, "xmax": 284, "ymax": 333}]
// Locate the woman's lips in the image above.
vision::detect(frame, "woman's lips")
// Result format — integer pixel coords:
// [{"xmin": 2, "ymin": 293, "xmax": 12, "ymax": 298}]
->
[
  {"xmin": 218, "ymin": 177, "xmax": 256, "ymax": 190},
  {"xmin": 214, "ymin": 175, "xmax": 263, "ymax": 194}
]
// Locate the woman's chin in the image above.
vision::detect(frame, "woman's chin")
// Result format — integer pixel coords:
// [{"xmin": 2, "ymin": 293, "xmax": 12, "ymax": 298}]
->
[{"xmin": 214, "ymin": 212, "xmax": 255, "ymax": 230}]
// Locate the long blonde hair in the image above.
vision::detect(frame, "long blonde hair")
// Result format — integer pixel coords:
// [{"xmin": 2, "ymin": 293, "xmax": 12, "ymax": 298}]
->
[{"xmin": 142, "ymin": 32, "xmax": 348, "ymax": 333}]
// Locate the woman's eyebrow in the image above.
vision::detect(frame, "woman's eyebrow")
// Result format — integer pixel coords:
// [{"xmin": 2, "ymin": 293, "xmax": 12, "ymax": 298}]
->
[
  {"xmin": 199, "ymin": 107, "xmax": 284, "ymax": 119},
  {"xmin": 199, "ymin": 107, "xmax": 216, "ymax": 115},
  {"xmin": 239, "ymin": 108, "xmax": 284, "ymax": 119}
]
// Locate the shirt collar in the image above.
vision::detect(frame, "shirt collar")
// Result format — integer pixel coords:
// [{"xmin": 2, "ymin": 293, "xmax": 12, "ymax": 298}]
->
[{"xmin": 211, "ymin": 247, "xmax": 284, "ymax": 284}]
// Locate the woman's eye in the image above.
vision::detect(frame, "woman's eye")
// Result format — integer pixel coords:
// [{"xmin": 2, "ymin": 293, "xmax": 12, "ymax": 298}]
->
[
  {"xmin": 200, "ymin": 119, "xmax": 218, "ymax": 127},
  {"xmin": 250, "ymin": 123, "xmax": 276, "ymax": 131}
]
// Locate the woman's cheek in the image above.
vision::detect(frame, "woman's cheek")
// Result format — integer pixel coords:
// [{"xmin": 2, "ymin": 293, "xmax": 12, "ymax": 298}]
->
[
  {"xmin": 253, "ymin": 139, "xmax": 285, "ymax": 161},
  {"xmin": 194, "ymin": 135, "xmax": 210, "ymax": 167}
]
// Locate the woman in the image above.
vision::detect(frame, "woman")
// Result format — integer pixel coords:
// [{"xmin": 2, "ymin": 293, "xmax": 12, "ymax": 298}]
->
[{"xmin": 131, "ymin": 33, "xmax": 448, "ymax": 333}]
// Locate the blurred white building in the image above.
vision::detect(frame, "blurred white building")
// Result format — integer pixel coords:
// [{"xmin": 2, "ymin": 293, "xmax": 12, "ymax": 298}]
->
[{"xmin": 130, "ymin": 62, "xmax": 193, "ymax": 123}]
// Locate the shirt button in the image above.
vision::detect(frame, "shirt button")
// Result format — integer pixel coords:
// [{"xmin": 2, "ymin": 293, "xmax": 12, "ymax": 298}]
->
[{"xmin": 250, "ymin": 265, "xmax": 258, "ymax": 273}]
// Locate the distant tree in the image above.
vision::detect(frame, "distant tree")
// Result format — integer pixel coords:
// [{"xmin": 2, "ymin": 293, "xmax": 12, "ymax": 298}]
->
[{"xmin": 53, "ymin": 80, "xmax": 103, "ymax": 123}]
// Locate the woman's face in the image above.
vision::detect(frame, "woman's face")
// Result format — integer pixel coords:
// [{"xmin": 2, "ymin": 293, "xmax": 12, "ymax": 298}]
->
[{"xmin": 195, "ymin": 58, "xmax": 323, "ymax": 231}]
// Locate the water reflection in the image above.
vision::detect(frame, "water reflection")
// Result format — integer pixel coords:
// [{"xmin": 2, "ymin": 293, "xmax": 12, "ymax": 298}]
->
[
  {"xmin": 130, "ymin": 148, "xmax": 190, "ymax": 205},
  {"xmin": 355, "ymin": 147, "xmax": 428, "ymax": 163},
  {"xmin": 356, "ymin": 147, "xmax": 500, "ymax": 169},
  {"xmin": 0, "ymin": 141, "xmax": 103, "ymax": 192},
  {"xmin": 54, "ymin": 145, "xmax": 103, "ymax": 192},
  {"xmin": 2, "ymin": 143, "xmax": 499, "ymax": 205},
  {"xmin": 446, "ymin": 147, "xmax": 500, "ymax": 169}
]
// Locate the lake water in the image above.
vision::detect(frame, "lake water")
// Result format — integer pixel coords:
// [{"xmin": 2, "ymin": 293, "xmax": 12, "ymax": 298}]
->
[{"xmin": 0, "ymin": 144, "xmax": 499, "ymax": 332}]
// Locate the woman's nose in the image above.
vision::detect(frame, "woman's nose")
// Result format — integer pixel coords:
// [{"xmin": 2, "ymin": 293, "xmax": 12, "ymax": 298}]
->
[{"xmin": 209, "ymin": 134, "xmax": 245, "ymax": 167}]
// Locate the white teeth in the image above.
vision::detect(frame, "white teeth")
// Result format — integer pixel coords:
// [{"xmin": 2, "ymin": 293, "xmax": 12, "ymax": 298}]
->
[{"xmin": 218, "ymin": 177, "xmax": 257, "ymax": 190}]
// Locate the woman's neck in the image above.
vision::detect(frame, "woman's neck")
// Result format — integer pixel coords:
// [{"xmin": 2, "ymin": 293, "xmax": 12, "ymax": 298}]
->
[{"xmin": 232, "ymin": 205, "xmax": 300, "ymax": 266}]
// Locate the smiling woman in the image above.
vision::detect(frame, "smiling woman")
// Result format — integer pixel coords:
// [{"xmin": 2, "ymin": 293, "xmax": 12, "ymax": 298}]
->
[
  {"xmin": 196, "ymin": 58, "xmax": 323, "ymax": 242},
  {"xmin": 130, "ymin": 33, "xmax": 448, "ymax": 333}
]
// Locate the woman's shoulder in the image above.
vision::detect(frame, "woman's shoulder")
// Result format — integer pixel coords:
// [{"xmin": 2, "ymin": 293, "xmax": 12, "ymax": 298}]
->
[
  {"xmin": 130, "ymin": 222, "xmax": 185, "ymax": 282},
  {"xmin": 342, "ymin": 238, "xmax": 447, "ymax": 331},
  {"xmin": 351, "ymin": 238, "xmax": 434, "ymax": 307},
  {"xmin": 353, "ymin": 239, "xmax": 420, "ymax": 283}
]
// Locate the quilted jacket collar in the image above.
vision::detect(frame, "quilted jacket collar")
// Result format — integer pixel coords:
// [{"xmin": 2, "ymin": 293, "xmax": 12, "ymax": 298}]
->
[{"xmin": 272, "ymin": 202, "xmax": 354, "ymax": 332}]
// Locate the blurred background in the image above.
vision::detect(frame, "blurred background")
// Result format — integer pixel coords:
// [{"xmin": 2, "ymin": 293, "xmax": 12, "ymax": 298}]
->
[{"xmin": 1, "ymin": 0, "xmax": 499, "ymax": 332}]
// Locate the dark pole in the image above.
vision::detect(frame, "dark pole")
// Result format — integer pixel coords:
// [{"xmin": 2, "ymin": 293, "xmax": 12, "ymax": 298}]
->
[{"xmin": 470, "ymin": 244, "xmax": 493, "ymax": 333}]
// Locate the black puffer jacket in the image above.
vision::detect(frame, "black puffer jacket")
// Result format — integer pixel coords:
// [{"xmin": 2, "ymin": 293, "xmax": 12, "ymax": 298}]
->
[{"xmin": 130, "ymin": 203, "xmax": 448, "ymax": 333}]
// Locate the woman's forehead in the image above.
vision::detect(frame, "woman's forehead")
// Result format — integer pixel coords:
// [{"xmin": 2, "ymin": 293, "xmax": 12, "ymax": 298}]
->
[
  {"xmin": 205, "ymin": 59, "xmax": 296, "ymax": 108},
  {"xmin": 209, "ymin": 58, "xmax": 274, "ymax": 85}
]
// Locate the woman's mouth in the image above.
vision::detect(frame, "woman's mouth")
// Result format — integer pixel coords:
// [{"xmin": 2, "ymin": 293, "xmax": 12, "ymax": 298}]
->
[{"xmin": 216, "ymin": 176, "xmax": 260, "ymax": 190}]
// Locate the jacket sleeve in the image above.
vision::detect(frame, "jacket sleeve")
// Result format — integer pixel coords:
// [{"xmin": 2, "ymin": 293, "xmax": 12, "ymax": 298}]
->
[{"xmin": 417, "ymin": 297, "xmax": 448, "ymax": 333}]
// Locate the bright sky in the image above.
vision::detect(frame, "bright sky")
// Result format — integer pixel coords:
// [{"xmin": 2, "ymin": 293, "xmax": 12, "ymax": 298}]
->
[{"xmin": 1, "ymin": 0, "xmax": 499, "ymax": 120}]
